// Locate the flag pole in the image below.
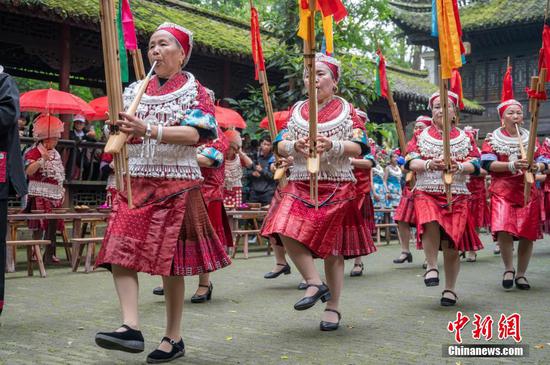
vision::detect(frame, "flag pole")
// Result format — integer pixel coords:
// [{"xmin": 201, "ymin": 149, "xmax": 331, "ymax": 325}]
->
[{"xmin": 249, "ymin": 0, "xmax": 287, "ymax": 184}]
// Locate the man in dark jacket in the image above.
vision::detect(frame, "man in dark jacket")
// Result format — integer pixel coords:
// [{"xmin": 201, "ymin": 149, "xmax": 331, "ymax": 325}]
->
[
  {"xmin": 246, "ymin": 136, "xmax": 276, "ymax": 205},
  {"xmin": 0, "ymin": 66, "xmax": 27, "ymax": 316}
]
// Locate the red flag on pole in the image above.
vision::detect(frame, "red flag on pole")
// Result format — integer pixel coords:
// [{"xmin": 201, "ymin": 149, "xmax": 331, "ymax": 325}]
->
[
  {"xmin": 318, "ymin": 0, "xmax": 348, "ymax": 23},
  {"xmin": 375, "ymin": 49, "xmax": 389, "ymax": 99},
  {"xmin": 501, "ymin": 65, "xmax": 514, "ymax": 102},
  {"xmin": 250, "ymin": 6, "xmax": 266, "ymax": 80},
  {"xmin": 450, "ymin": 69, "xmax": 465, "ymax": 110},
  {"xmin": 121, "ymin": 0, "xmax": 137, "ymax": 50},
  {"xmin": 538, "ymin": 24, "xmax": 550, "ymax": 82}
]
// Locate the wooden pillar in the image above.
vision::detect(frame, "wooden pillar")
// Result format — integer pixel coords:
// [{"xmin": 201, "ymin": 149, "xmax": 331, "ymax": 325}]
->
[
  {"xmin": 59, "ymin": 23, "xmax": 71, "ymax": 139},
  {"xmin": 222, "ymin": 60, "xmax": 231, "ymax": 99}
]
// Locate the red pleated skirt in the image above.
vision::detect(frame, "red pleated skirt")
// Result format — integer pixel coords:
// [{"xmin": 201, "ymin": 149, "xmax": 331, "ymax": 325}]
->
[
  {"xmin": 414, "ymin": 191, "xmax": 482, "ymax": 251},
  {"xmin": 490, "ymin": 191, "xmax": 542, "ymax": 242},
  {"xmin": 543, "ymin": 190, "xmax": 550, "ymax": 233},
  {"xmin": 467, "ymin": 178, "xmax": 490, "ymax": 229},
  {"xmin": 356, "ymin": 193, "xmax": 376, "ymax": 235},
  {"xmin": 394, "ymin": 186, "xmax": 416, "ymax": 225},
  {"xmin": 95, "ymin": 177, "xmax": 231, "ymax": 276},
  {"xmin": 261, "ymin": 181, "xmax": 376, "ymax": 259},
  {"xmin": 207, "ymin": 200, "xmax": 234, "ymax": 248},
  {"xmin": 27, "ymin": 196, "xmax": 64, "ymax": 231}
]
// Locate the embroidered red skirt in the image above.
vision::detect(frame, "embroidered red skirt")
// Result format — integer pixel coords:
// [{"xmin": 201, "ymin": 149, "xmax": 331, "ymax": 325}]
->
[
  {"xmin": 357, "ymin": 193, "xmax": 376, "ymax": 235},
  {"xmin": 414, "ymin": 191, "xmax": 481, "ymax": 251},
  {"xmin": 543, "ymin": 190, "xmax": 550, "ymax": 233},
  {"xmin": 207, "ymin": 200, "xmax": 233, "ymax": 248},
  {"xmin": 467, "ymin": 177, "xmax": 490, "ymax": 229},
  {"xmin": 261, "ymin": 181, "xmax": 376, "ymax": 259},
  {"xmin": 27, "ymin": 196, "xmax": 64, "ymax": 231},
  {"xmin": 489, "ymin": 176, "xmax": 542, "ymax": 242},
  {"xmin": 223, "ymin": 187, "xmax": 242, "ymax": 207},
  {"xmin": 95, "ymin": 177, "xmax": 231, "ymax": 276},
  {"xmin": 394, "ymin": 186, "xmax": 416, "ymax": 225}
]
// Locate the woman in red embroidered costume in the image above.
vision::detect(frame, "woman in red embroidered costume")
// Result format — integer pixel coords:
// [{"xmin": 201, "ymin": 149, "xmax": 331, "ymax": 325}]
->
[
  {"xmin": 94, "ymin": 23, "xmax": 230, "ymax": 363},
  {"xmin": 463, "ymin": 126, "xmax": 490, "ymax": 263},
  {"xmin": 393, "ymin": 116, "xmax": 431, "ymax": 265},
  {"xmin": 406, "ymin": 91, "xmax": 482, "ymax": 307},
  {"xmin": 24, "ymin": 114, "xmax": 65, "ymax": 264},
  {"xmin": 348, "ymin": 109, "xmax": 376, "ymax": 277},
  {"xmin": 481, "ymin": 99, "xmax": 549, "ymax": 291},
  {"xmin": 261, "ymin": 53, "xmax": 375, "ymax": 331},
  {"xmin": 223, "ymin": 130, "xmax": 252, "ymax": 208}
]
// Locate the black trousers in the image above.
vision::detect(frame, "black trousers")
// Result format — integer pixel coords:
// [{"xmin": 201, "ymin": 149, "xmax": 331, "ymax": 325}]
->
[{"xmin": 0, "ymin": 199, "xmax": 7, "ymax": 315}]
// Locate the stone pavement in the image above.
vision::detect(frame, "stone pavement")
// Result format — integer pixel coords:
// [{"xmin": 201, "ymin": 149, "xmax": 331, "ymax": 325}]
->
[{"xmin": 1, "ymin": 234, "xmax": 550, "ymax": 365}]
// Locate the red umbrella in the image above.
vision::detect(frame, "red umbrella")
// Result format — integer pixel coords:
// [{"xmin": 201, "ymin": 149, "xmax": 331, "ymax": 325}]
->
[
  {"xmin": 214, "ymin": 106, "xmax": 246, "ymax": 129},
  {"xmin": 20, "ymin": 88, "xmax": 95, "ymax": 117},
  {"xmin": 88, "ymin": 96, "xmax": 109, "ymax": 121},
  {"xmin": 259, "ymin": 111, "xmax": 290, "ymax": 131}
]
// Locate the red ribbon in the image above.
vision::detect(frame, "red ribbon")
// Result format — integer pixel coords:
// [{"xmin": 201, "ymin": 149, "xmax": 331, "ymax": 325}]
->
[{"xmin": 525, "ymin": 87, "xmax": 548, "ymax": 101}]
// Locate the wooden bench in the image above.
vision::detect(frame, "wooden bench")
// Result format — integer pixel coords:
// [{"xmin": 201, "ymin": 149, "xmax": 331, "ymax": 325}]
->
[
  {"xmin": 6, "ymin": 240, "xmax": 51, "ymax": 278},
  {"xmin": 70, "ymin": 237, "xmax": 102, "ymax": 273}
]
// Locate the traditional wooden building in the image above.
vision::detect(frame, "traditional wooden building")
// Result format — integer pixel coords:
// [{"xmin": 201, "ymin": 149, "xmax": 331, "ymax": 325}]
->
[{"xmin": 389, "ymin": 0, "xmax": 548, "ymax": 135}]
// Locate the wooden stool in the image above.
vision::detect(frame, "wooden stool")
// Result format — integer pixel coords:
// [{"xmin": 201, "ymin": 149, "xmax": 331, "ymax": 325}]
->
[
  {"xmin": 232, "ymin": 229, "xmax": 261, "ymax": 259},
  {"xmin": 375, "ymin": 223, "xmax": 398, "ymax": 245},
  {"xmin": 70, "ymin": 237, "xmax": 102, "ymax": 273},
  {"xmin": 7, "ymin": 221, "xmax": 26, "ymax": 272},
  {"xmin": 6, "ymin": 240, "xmax": 51, "ymax": 278}
]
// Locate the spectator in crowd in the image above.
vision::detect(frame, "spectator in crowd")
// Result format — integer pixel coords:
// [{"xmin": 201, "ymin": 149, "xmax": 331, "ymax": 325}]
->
[
  {"xmin": 17, "ymin": 112, "xmax": 31, "ymax": 137},
  {"xmin": 246, "ymin": 136, "xmax": 276, "ymax": 206},
  {"xmin": 69, "ymin": 115, "xmax": 97, "ymax": 180}
]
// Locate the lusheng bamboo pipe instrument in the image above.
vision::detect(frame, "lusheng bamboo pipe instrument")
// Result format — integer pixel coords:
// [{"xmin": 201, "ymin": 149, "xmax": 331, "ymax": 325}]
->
[
  {"xmin": 304, "ymin": 0, "xmax": 319, "ymax": 209},
  {"xmin": 439, "ymin": 66, "xmax": 453, "ymax": 210},
  {"xmin": 523, "ymin": 68, "xmax": 547, "ymax": 205},
  {"xmin": 99, "ymin": 0, "xmax": 132, "ymax": 207}
]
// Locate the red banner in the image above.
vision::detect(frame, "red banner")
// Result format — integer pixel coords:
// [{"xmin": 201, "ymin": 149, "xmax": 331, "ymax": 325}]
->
[
  {"xmin": 538, "ymin": 24, "xmax": 550, "ymax": 82},
  {"xmin": 501, "ymin": 66, "xmax": 514, "ymax": 102},
  {"xmin": 250, "ymin": 6, "xmax": 266, "ymax": 80},
  {"xmin": 450, "ymin": 69, "xmax": 465, "ymax": 110}
]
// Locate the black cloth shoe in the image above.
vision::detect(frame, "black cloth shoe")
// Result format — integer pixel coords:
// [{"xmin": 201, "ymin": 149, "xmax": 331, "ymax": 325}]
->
[
  {"xmin": 297, "ymin": 282, "xmax": 308, "ymax": 290},
  {"xmin": 502, "ymin": 270, "xmax": 515, "ymax": 290},
  {"xmin": 264, "ymin": 263, "xmax": 291, "ymax": 279},
  {"xmin": 423, "ymin": 268, "xmax": 439, "ymax": 287},
  {"xmin": 294, "ymin": 283, "xmax": 331, "ymax": 311},
  {"xmin": 440, "ymin": 290, "xmax": 458, "ymax": 307},
  {"xmin": 515, "ymin": 276, "xmax": 531, "ymax": 290},
  {"xmin": 95, "ymin": 324, "xmax": 144, "ymax": 353},
  {"xmin": 191, "ymin": 282, "xmax": 213, "ymax": 303},
  {"xmin": 393, "ymin": 252, "xmax": 413, "ymax": 264},
  {"xmin": 320, "ymin": 309, "xmax": 341, "ymax": 331},
  {"xmin": 153, "ymin": 287, "xmax": 164, "ymax": 296},
  {"xmin": 146, "ymin": 337, "xmax": 185, "ymax": 364},
  {"xmin": 350, "ymin": 262, "xmax": 364, "ymax": 277}
]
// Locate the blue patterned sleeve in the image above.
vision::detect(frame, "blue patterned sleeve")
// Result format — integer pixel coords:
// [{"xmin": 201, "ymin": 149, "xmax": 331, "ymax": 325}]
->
[
  {"xmin": 351, "ymin": 128, "xmax": 369, "ymax": 156},
  {"xmin": 274, "ymin": 129, "xmax": 290, "ymax": 146},
  {"xmin": 179, "ymin": 109, "xmax": 218, "ymax": 142},
  {"xmin": 198, "ymin": 146, "xmax": 224, "ymax": 168}
]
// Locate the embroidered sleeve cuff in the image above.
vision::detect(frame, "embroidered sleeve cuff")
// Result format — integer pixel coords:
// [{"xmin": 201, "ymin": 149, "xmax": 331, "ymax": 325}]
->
[
  {"xmin": 535, "ymin": 155, "xmax": 550, "ymax": 164},
  {"xmin": 351, "ymin": 128, "xmax": 369, "ymax": 155},
  {"xmin": 364, "ymin": 154, "xmax": 376, "ymax": 167},
  {"xmin": 468, "ymin": 158, "xmax": 481, "ymax": 176},
  {"xmin": 180, "ymin": 109, "xmax": 218, "ymax": 141},
  {"xmin": 274, "ymin": 129, "xmax": 290, "ymax": 145},
  {"xmin": 198, "ymin": 146, "xmax": 224, "ymax": 168},
  {"xmin": 404, "ymin": 153, "xmax": 421, "ymax": 170}
]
